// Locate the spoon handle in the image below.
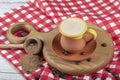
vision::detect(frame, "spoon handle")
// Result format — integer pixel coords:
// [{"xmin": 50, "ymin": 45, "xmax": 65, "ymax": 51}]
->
[{"xmin": 0, "ymin": 44, "xmax": 24, "ymax": 49}]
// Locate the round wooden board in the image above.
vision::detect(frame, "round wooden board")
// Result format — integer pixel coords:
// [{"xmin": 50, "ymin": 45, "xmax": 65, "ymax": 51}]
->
[{"xmin": 43, "ymin": 23, "xmax": 114, "ymax": 75}]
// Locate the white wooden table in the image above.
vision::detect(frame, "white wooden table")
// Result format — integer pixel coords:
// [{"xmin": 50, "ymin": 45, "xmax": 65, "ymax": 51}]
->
[{"xmin": 0, "ymin": 0, "xmax": 29, "ymax": 80}]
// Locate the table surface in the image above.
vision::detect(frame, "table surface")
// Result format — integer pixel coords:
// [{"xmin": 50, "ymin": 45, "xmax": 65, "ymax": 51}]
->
[{"xmin": 0, "ymin": 0, "xmax": 29, "ymax": 80}]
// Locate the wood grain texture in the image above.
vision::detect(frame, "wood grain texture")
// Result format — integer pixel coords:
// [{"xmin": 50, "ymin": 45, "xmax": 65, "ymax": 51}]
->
[
  {"xmin": 0, "ymin": 73, "xmax": 25, "ymax": 80},
  {"xmin": 0, "ymin": 0, "xmax": 29, "ymax": 80},
  {"xmin": 0, "ymin": 55, "xmax": 25, "ymax": 80},
  {"xmin": 0, "ymin": 55, "xmax": 18, "ymax": 73},
  {"xmin": 43, "ymin": 23, "xmax": 114, "ymax": 75},
  {"xmin": 0, "ymin": 0, "xmax": 29, "ymax": 15},
  {"xmin": 8, "ymin": 21, "xmax": 113, "ymax": 75}
]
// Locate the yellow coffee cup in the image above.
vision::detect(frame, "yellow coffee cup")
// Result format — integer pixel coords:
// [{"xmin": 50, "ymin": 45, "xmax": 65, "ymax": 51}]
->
[{"xmin": 59, "ymin": 17, "xmax": 97, "ymax": 40}]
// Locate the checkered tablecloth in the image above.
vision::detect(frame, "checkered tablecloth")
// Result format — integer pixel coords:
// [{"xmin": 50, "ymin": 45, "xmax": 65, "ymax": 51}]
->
[{"xmin": 0, "ymin": 0, "xmax": 120, "ymax": 80}]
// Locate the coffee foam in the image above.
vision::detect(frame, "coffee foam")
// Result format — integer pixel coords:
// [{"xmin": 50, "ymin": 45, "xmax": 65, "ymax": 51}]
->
[{"xmin": 60, "ymin": 18, "xmax": 86, "ymax": 36}]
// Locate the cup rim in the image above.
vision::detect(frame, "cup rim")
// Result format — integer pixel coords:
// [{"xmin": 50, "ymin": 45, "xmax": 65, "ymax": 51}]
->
[{"xmin": 59, "ymin": 17, "xmax": 87, "ymax": 39}]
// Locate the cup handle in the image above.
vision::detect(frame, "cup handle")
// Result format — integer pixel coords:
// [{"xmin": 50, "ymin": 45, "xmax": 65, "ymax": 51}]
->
[{"xmin": 86, "ymin": 28, "xmax": 97, "ymax": 40}]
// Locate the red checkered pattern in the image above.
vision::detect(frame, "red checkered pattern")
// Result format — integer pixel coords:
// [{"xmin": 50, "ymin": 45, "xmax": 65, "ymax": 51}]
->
[{"xmin": 0, "ymin": 0, "xmax": 120, "ymax": 80}]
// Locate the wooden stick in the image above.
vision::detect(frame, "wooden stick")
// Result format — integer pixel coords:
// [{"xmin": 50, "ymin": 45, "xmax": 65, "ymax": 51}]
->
[{"xmin": 0, "ymin": 44, "xmax": 24, "ymax": 49}]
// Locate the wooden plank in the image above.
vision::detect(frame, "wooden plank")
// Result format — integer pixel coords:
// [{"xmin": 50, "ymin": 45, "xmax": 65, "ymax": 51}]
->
[
  {"xmin": 0, "ymin": 73, "xmax": 25, "ymax": 80},
  {"xmin": 0, "ymin": 3, "xmax": 26, "ymax": 15},
  {"xmin": 0, "ymin": 0, "xmax": 30, "ymax": 15},
  {"xmin": 0, "ymin": 56, "xmax": 18, "ymax": 73},
  {"xmin": 0, "ymin": 3, "xmax": 25, "ymax": 8},
  {"xmin": 0, "ymin": 0, "xmax": 29, "ymax": 3},
  {"xmin": 0, "ymin": 0, "xmax": 28, "ymax": 79}
]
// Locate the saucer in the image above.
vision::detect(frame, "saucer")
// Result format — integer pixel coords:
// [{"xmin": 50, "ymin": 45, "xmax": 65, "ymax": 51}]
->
[{"xmin": 52, "ymin": 34, "xmax": 96, "ymax": 61}]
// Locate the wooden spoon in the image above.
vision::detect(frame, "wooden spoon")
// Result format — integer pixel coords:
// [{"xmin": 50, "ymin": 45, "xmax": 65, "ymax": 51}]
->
[{"xmin": 0, "ymin": 37, "xmax": 42, "ymax": 54}]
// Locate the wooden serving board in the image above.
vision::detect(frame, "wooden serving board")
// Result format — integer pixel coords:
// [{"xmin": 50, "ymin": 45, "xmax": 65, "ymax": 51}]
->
[
  {"xmin": 6, "ymin": 22, "xmax": 113, "ymax": 75},
  {"xmin": 43, "ymin": 23, "xmax": 114, "ymax": 75}
]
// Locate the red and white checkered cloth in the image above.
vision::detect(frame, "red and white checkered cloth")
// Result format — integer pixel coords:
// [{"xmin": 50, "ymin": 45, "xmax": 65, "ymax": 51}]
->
[{"xmin": 0, "ymin": 0, "xmax": 120, "ymax": 80}]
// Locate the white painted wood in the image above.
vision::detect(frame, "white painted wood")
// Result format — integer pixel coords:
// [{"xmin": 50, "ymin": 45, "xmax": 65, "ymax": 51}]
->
[
  {"xmin": 0, "ymin": 3, "xmax": 25, "ymax": 15},
  {"xmin": 0, "ymin": 73, "xmax": 25, "ymax": 80},
  {"xmin": 0, "ymin": 55, "xmax": 18, "ymax": 73},
  {"xmin": 0, "ymin": 0, "xmax": 29, "ymax": 80},
  {"xmin": 0, "ymin": 0, "xmax": 29, "ymax": 3},
  {"xmin": 0, "ymin": 0, "xmax": 30, "ymax": 15}
]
